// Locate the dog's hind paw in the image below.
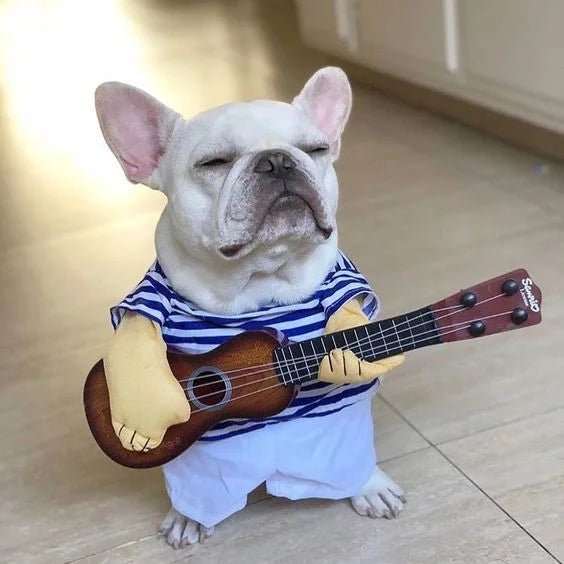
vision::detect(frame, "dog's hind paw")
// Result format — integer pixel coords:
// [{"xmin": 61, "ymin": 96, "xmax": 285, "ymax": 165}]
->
[
  {"xmin": 159, "ymin": 507, "xmax": 215, "ymax": 549},
  {"xmin": 350, "ymin": 467, "xmax": 406, "ymax": 519}
]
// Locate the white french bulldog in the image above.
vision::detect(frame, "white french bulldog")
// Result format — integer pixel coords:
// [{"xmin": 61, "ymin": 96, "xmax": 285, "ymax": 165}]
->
[{"xmin": 95, "ymin": 67, "xmax": 405, "ymax": 548}]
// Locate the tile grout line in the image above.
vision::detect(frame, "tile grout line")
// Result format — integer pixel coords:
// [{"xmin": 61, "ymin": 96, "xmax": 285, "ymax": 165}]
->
[
  {"xmin": 433, "ymin": 404, "xmax": 564, "ymax": 449},
  {"xmin": 378, "ymin": 395, "xmax": 562, "ymax": 564},
  {"xmin": 64, "ymin": 493, "xmax": 283, "ymax": 563},
  {"xmin": 64, "ymin": 533, "xmax": 158, "ymax": 564},
  {"xmin": 378, "ymin": 445, "xmax": 432, "ymax": 465},
  {"xmin": 433, "ymin": 450, "xmax": 562, "ymax": 564}
]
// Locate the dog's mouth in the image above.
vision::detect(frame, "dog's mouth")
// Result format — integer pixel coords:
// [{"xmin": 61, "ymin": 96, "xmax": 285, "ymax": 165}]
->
[
  {"xmin": 219, "ymin": 191, "xmax": 334, "ymax": 259},
  {"xmin": 219, "ymin": 225, "xmax": 333, "ymax": 258},
  {"xmin": 219, "ymin": 243, "xmax": 247, "ymax": 258},
  {"xmin": 270, "ymin": 190, "xmax": 335, "ymax": 237}
]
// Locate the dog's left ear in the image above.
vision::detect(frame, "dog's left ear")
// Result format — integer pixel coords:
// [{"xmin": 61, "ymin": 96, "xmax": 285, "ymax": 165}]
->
[{"xmin": 293, "ymin": 67, "xmax": 352, "ymax": 160}]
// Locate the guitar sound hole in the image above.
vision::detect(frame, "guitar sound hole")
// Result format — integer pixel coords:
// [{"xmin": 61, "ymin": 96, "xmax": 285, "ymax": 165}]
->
[
  {"xmin": 186, "ymin": 366, "xmax": 232, "ymax": 412},
  {"xmin": 193, "ymin": 372, "xmax": 226, "ymax": 405}
]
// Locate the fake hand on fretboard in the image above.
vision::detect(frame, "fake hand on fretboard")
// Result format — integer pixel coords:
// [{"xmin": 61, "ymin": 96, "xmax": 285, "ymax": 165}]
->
[{"xmin": 318, "ymin": 349, "xmax": 405, "ymax": 384}]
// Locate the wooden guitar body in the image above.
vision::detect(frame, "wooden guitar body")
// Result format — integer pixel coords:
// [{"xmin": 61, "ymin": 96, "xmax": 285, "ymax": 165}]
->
[{"xmin": 84, "ymin": 331, "xmax": 295, "ymax": 469}]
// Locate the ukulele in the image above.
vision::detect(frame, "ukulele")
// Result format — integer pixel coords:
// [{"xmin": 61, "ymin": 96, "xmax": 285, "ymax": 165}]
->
[{"xmin": 84, "ymin": 268, "xmax": 542, "ymax": 469}]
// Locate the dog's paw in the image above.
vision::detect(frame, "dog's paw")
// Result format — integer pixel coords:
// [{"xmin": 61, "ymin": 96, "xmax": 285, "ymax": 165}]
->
[
  {"xmin": 159, "ymin": 507, "xmax": 215, "ymax": 549},
  {"xmin": 350, "ymin": 467, "xmax": 406, "ymax": 519}
]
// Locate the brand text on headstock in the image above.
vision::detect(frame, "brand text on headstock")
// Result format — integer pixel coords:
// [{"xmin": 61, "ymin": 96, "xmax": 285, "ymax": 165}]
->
[{"xmin": 521, "ymin": 278, "xmax": 540, "ymax": 313}]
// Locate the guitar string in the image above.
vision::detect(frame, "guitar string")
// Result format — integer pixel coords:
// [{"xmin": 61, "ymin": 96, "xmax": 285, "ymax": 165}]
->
[
  {"xmin": 134, "ymin": 317, "xmax": 489, "ymax": 453},
  {"xmin": 179, "ymin": 292, "xmax": 507, "ymax": 388},
  {"xmin": 177, "ymin": 291, "xmax": 507, "ymax": 387},
  {"xmin": 272, "ymin": 308, "xmax": 514, "ymax": 384},
  {"xmin": 185, "ymin": 309, "xmax": 515, "ymax": 407},
  {"xmin": 176, "ymin": 293, "xmax": 504, "ymax": 383},
  {"xmin": 187, "ymin": 320, "xmax": 485, "ymax": 415},
  {"xmin": 257, "ymin": 291, "xmax": 508, "ymax": 387}
]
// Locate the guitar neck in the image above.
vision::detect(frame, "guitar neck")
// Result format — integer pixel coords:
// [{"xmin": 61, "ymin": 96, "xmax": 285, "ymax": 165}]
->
[
  {"xmin": 274, "ymin": 307, "xmax": 441, "ymax": 385},
  {"xmin": 273, "ymin": 268, "xmax": 543, "ymax": 386}
]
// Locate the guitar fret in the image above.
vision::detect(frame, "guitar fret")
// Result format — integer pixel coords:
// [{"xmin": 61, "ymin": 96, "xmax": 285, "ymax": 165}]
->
[
  {"xmin": 418, "ymin": 310, "xmax": 427, "ymax": 339},
  {"xmin": 381, "ymin": 325, "xmax": 389, "ymax": 355},
  {"xmin": 406, "ymin": 314, "xmax": 416, "ymax": 345},
  {"xmin": 277, "ymin": 347, "xmax": 288, "ymax": 385},
  {"xmin": 304, "ymin": 340, "xmax": 315, "ymax": 382},
  {"xmin": 342, "ymin": 330, "xmax": 350, "ymax": 350},
  {"xmin": 330, "ymin": 332, "xmax": 338, "ymax": 350},
  {"xmin": 363, "ymin": 324, "xmax": 375, "ymax": 359},
  {"xmin": 307, "ymin": 339, "xmax": 317, "ymax": 357},
  {"xmin": 352, "ymin": 327, "xmax": 360, "ymax": 356},
  {"xmin": 391, "ymin": 319, "xmax": 402, "ymax": 352},
  {"xmin": 297, "ymin": 345, "xmax": 308, "ymax": 383},
  {"xmin": 286, "ymin": 346, "xmax": 297, "ymax": 376},
  {"xmin": 298, "ymin": 341, "xmax": 307, "ymax": 363}
]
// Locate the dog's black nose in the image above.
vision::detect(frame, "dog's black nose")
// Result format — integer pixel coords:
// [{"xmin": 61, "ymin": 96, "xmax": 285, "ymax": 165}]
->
[{"xmin": 254, "ymin": 151, "xmax": 296, "ymax": 177}]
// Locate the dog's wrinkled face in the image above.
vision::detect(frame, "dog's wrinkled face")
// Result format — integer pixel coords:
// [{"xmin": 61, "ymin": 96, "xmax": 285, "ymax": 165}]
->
[
  {"xmin": 167, "ymin": 101, "xmax": 338, "ymax": 260},
  {"xmin": 95, "ymin": 67, "xmax": 351, "ymax": 264}
]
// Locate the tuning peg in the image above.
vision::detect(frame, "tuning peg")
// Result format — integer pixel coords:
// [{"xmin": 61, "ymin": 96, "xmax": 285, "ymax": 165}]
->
[
  {"xmin": 460, "ymin": 292, "xmax": 477, "ymax": 308},
  {"xmin": 502, "ymin": 279, "xmax": 518, "ymax": 296},
  {"xmin": 469, "ymin": 320, "xmax": 486, "ymax": 336},
  {"xmin": 511, "ymin": 307, "xmax": 528, "ymax": 325}
]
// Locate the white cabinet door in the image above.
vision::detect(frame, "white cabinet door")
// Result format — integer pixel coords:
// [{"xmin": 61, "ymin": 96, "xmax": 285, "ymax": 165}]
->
[
  {"xmin": 357, "ymin": 0, "xmax": 457, "ymax": 89},
  {"xmin": 294, "ymin": 0, "xmax": 346, "ymax": 55},
  {"xmin": 460, "ymin": 0, "xmax": 564, "ymax": 129},
  {"xmin": 294, "ymin": 0, "xmax": 564, "ymax": 133}
]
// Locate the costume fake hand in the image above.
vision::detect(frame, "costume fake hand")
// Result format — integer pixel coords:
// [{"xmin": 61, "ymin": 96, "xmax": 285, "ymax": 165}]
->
[
  {"xmin": 104, "ymin": 312, "xmax": 190, "ymax": 452},
  {"xmin": 318, "ymin": 298, "xmax": 405, "ymax": 384}
]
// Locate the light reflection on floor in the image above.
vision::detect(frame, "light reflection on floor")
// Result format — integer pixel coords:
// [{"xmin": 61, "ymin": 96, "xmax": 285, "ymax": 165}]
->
[{"xmin": 0, "ymin": 0, "xmax": 297, "ymax": 247}]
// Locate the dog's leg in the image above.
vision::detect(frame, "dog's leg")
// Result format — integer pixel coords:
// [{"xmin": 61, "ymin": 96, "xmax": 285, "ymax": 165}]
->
[
  {"xmin": 159, "ymin": 507, "xmax": 215, "ymax": 549},
  {"xmin": 350, "ymin": 466, "xmax": 406, "ymax": 519}
]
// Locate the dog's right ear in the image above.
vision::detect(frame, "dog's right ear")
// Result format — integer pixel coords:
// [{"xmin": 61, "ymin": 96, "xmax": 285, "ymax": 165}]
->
[{"xmin": 95, "ymin": 82, "xmax": 180, "ymax": 188}]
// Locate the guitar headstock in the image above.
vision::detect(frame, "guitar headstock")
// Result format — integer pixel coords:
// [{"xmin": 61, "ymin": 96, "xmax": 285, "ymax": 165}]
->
[{"xmin": 431, "ymin": 269, "xmax": 542, "ymax": 343}]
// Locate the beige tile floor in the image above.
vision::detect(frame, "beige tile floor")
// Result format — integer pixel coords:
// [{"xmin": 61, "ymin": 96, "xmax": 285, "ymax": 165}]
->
[{"xmin": 0, "ymin": 1, "xmax": 563, "ymax": 562}]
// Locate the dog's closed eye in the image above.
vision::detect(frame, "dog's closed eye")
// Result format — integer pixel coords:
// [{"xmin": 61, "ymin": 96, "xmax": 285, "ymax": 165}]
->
[
  {"xmin": 197, "ymin": 157, "xmax": 232, "ymax": 167},
  {"xmin": 303, "ymin": 145, "xmax": 330, "ymax": 156}
]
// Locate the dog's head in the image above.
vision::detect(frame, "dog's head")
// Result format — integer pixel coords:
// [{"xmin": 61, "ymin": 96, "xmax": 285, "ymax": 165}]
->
[{"xmin": 95, "ymin": 68, "xmax": 351, "ymax": 264}]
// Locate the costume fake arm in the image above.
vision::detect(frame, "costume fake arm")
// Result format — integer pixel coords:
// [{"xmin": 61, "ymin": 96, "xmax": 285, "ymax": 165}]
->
[
  {"xmin": 318, "ymin": 298, "xmax": 404, "ymax": 384},
  {"xmin": 104, "ymin": 312, "xmax": 190, "ymax": 452}
]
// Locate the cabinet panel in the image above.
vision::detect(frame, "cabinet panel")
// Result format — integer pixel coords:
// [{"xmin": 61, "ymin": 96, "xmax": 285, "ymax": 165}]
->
[
  {"xmin": 294, "ymin": 0, "xmax": 344, "ymax": 54},
  {"xmin": 294, "ymin": 0, "xmax": 564, "ymax": 132},
  {"xmin": 462, "ymin": 0, "xmax": 564, "ymax": 104},
  {"xmin": 358, "ymin": 0, "xmax": 448, "ymax": 70}
]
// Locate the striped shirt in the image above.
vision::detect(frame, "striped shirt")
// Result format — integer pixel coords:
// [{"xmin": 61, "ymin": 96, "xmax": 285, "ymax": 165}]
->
[{"xmin": 111, "ymin": 251, "xmax": 381, "ymax": 441}]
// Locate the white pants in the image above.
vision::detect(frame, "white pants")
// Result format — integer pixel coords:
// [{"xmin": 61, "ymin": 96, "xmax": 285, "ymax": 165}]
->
[{"xmin": 163, "ymin": 398, "xmax": 377, "ymax": 528}]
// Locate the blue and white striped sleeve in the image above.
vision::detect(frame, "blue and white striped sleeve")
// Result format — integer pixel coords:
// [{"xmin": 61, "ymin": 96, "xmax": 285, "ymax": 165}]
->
[
  {"xmin": 110, "ymin": 263, "xmax": 173, "ymax": 329},
  {"xmin": 320, "ymin": 252, "xmax": 380, "ymax": 322}
]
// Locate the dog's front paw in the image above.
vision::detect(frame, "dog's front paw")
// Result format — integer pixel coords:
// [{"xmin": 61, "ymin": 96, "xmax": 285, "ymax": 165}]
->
[
  {"xmin": 159, "ymin": 507, "xmax": 215, "ymax": 549},
  {"xmin": 350, "ymin": 467, "xmax": 406, "ymax": 519}
]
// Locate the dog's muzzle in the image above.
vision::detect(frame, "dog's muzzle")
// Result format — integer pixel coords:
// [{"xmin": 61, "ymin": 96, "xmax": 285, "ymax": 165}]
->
[{"xmin": 218, "ymin": 150, "xmax": 334, "ymax": 258}]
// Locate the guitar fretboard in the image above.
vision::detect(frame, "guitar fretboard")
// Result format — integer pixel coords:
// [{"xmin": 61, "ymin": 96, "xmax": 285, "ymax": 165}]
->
[{"xmin": 273, "ymin": 306, "xmax": 441, "ymax": 385}]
